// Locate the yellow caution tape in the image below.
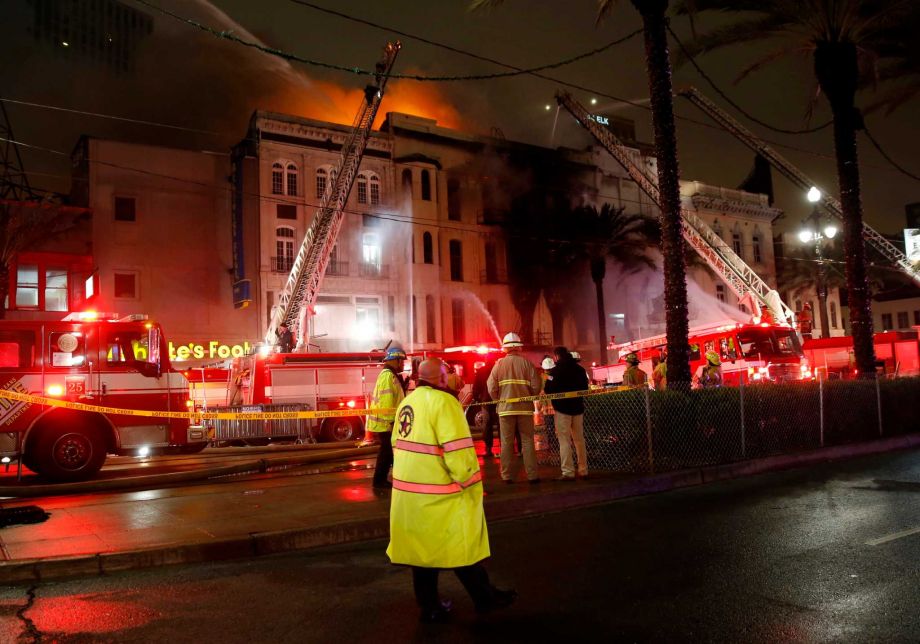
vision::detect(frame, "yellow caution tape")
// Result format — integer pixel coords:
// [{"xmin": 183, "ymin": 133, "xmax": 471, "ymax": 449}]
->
[{"xmin": 0, "ymin": 384, "xmax": 635, "ymax": 422}]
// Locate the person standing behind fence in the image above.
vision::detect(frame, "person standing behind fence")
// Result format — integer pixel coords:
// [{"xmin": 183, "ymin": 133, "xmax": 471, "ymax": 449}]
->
[
  {"xmin": 696, "ymin": 351, "xmax": 723, "ymax": 388},
  {"xmin": 368, "ymin": 346, "xmax": 407, "ymax": 489},
  {"xmin": 545, "ymin": 347, "xmax": 589, "ymax": 481},
  {"xmin": 387, "ymin": 358, "xmax": 517, "ymax": 623},
  {"xmin": 622, "ymin": 352, "xmax": 648, "ymax": 388},
  {"xmin": 472, "ymin": 358, "xmax": 498, "ymax": 458},
  {"xmin": 652, "ymin": 350, "xmax": 667, "ymax": 391},
  {"xmin": 488, "ymin": 332, "xmax": 542, "ymax": 484}
]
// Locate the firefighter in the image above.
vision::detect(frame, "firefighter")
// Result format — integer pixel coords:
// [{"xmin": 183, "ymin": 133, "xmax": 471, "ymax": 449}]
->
[
  {"xmin": 622, "ymin": 352, "xmax": 647, "ymax": 388},
  {"xmin": 652, "ymin": 350, "xmax": 667, "ymax": 391},
  {"xmin": 697, "ymin": 350, "xmax": 723, "ymax": 388},
  {"xmin": 368, "ymin": 346, "xmax": 408, "ymax": 489},
  {"xmin": 487, "ymin": 332, "xmax": 542, "ymax": 484},
  {"xmin": 387, "ymin": 358, "xmax": 516, "ymax": 622},
  {"xmin": 276, "ymin": 324, "xmax": 294, "ymax": 353}
]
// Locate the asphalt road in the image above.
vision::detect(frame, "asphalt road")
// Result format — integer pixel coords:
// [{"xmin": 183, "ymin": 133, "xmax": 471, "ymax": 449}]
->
[{"xmin": 2, "ymin": 449, "xmax": 918, "ymax": 643}]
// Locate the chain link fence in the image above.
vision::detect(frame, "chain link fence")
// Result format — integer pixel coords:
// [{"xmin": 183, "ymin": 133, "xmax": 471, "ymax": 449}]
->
[{"xmin": 537, "ymin": 376, "xmax": 920, "ymax": 474}]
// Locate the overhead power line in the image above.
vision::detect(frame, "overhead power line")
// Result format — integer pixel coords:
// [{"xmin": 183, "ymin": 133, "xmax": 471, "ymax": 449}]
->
[
  {"xmin": 862, "ymin": 124, "xmax": 920, "ymax": 184},
  {"xmin": 133, "ymin": 0, "xmax": 641, "ymax": 82},
  {"xmin": 666, "ymin": 24, "xmax": 833, "ymax": 136}
]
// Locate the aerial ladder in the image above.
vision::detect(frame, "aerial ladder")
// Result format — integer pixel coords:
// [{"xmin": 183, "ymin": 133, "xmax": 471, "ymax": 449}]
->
[
  {"xmin": 555, "ymin": 90, "xmax": 796, "ymax": 327},
  {"xmin": 264, "ymin": 41, "xmax": 401, "ymax": 350},
  {"xmin": 679, "ymin": 86, "xmax": 920, "ymax": 288}
]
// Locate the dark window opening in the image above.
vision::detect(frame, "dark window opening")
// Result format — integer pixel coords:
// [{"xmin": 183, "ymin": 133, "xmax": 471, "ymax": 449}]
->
[
  {"xmin": 421, "ymin": 169, "xmax": 432, "ymax": 201},
  {"xmin": 447, "ymin": 178, "xmax": 460, "ymax": 221},
  {"xmin": 423, "ymin": 232, "xmax": 434, "ymax": 264},
  {"xmin": 276, "ymin": 204, "xmax": 297, "ymax": 220},
  {"xmin": 449, "ymin": 240, "xmax": 463, "ymax": 282},
  {"xmin": 114, "ymin": 196, "xmax": 136, "ymax": 222}
]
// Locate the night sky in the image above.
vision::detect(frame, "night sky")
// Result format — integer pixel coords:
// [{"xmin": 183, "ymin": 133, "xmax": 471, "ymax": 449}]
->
[{"xmin": 2, "ymin": 0, "xmax": 918, "ymax": 236}]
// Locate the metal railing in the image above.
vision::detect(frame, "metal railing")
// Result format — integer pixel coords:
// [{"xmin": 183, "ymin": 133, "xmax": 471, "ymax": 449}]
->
[
  {"xmin": 536, "ymin": 376, "xmax": 920, "ymax": 474},
  {"xmin": 359, "ymin": 262, "xmax": 390, "ymax": 278},
  {"xmin": 325, "ymin": 260, "xmax": 349, "ymax": 277}
]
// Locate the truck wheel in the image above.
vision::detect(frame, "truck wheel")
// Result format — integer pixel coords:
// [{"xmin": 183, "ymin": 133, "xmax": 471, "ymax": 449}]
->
[
  {"xmin": 322, "ymin": 418, "xmax": 362, "ymax": 442},
  {"xmin": 467, "ymin": 408, "xmax": 489, "ymax": 431},
  {"xmin": 30, "ymin": 423, "xmax": 107, "ymax": 482}
]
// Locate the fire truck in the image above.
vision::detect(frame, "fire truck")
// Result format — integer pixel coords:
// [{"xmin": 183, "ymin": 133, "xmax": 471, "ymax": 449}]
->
[
  {"xmin": 802, "ymin": 329, "xmax": 920, "ymax": 379},
  {"xmin": 593, "ymin": 321, "xmax": 810, "ymax": 387},
  {"xmin": 192, "ymin": 351, "xmax": 385, "ymax": 445},
  {"xmin": 0, "ymin": 312, "xmax": 208, "ymax": 481}
]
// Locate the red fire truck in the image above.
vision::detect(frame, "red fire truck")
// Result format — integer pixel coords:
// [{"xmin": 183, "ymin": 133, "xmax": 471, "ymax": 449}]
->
[
  {"xmin": 802, "ymin": 329, "xmax": 920, "ymax": 379},
  {"xmin": 0, "ymin": 312, "xmax": 208, "ymax": 481},
  {"xmin": 593, "ymin": 321, "xmax": 809, "ymax": 387},
  {"xmin": 194, "ymin": 350, "xmax": 385, "ymax": 445}
]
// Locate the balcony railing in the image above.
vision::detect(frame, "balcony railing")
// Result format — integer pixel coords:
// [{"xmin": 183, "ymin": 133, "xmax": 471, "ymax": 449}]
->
[
  {"xmin": 480, "ymin": 267, "xmax": 508, "ymax": 284},
  {"xmin": 271, "ymin": 256, "xmax": 294, "ymax": 273},
  {"xmin": 325, "ymin": 261, "xmax": 349, "ymax": 277},
  {"xmin": 359, "ymin": 262, "xmax": 390, "ymax": 279}
]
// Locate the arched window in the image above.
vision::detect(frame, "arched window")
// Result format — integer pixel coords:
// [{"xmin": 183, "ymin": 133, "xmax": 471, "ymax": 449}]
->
[
  {"xmin": 275, "ymin": 226, "xmax": 296, "ymax": 272},
  {"xmin": 423, "ymin": 231, "xmax": 433, "ymax": 264},
  {"xmin": 449, "ymin": 239, "xmax": 463, "ymax": 281},
  {"xmin": 369, "ymin": 174, "xmax": 380, "ymax": 205},
  {"xmin": 712, "ymin": 219, "xmax": 722, "ymax": 238},
  {"xmin": 425, "ymin": 294, "xmax": 437, "ymax": 343},
  {"xmin": 421, "ymin": 169, "xmax": 432, "ymax": 201},
  {"xmin": 732, "ymin": 226, "xmax": 743, "ymax": 257},
  {"xmin": 315, "ymin": 167, "xmax": 328, "ymax": 199},
  {"xmin": 447, "ymin": 178, "xmax": 461, "ymax": 220},
  {"xmin": 357, "ymin": 173, "xmax": 369, "ymax": 204},
  {"xmin": 752, "ymin": 230, "xmax": 762, "ymax": 263},
  {"xmin": 402, "ymin": 169, "xmax": 413, "ymax": 199},
  {"xmin": 285, "ymin": 163, "xmax": 298, "ymax": 196},
  {"xmin": 272, "ymin": 163, "xmax": 284, "ymax": 195}
]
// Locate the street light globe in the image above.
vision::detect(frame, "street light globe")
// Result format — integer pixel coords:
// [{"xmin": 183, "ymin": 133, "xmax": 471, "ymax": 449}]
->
[
  {"xmin": 798, "ymin": 230, "xmax": 813, "ymax": 243},
  {"xmin": 824, "ymin": 225, "xmax": 838, "ymax": 239},
  {"xmin": 807, "ymin": 187, "xmax": 822, "ymax": 203}
]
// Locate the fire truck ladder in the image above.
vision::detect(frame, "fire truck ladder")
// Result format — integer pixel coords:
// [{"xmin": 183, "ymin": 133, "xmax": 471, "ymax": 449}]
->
[
  {"xmin": 679, "ymin": 86, "xmax": 920, "ymax": 287},
  {"xmin": 265, "ymin": 41, "xmax": 401, "ymax": 349},
  {"xmin": 555, "ymin": 90, "xmax": 795, "ymax": 326}
]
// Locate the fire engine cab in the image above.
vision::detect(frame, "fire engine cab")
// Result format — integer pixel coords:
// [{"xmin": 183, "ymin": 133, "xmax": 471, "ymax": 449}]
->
[
  {"xmin": 0, "ymin": 312, "xmax": 207, "ymax": 481},
  {"xmin": 593, "ymin": 321, "xmax": 809, "ymax": 387},
  {"xmin": 195, "ymin": 350, "xmax": 385, "ymax": 444}
]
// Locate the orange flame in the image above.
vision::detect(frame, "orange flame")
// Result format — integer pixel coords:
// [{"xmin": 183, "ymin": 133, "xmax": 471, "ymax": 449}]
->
[{"xmin": 278, "ymin": 76, "xmax": 466, "ymax": 132}]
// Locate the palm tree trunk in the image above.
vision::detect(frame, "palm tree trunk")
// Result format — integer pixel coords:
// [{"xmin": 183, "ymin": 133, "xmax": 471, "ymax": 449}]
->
[
  {"xmin": 594, "ymin": 275, "xmax": 607, "ymax": 364},
  {"xmin": 633, "ymin": 0, "xmax": 691, "ymax": 387},
  {"xmin": 815, "ymin": 42, "xmax": 876, "ymax": 377}
]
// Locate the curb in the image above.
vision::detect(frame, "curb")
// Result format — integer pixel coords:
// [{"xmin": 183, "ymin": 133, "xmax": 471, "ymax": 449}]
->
[{"xmin": 2, "ymin": 433, "xmax": 918, "ymax": 585}]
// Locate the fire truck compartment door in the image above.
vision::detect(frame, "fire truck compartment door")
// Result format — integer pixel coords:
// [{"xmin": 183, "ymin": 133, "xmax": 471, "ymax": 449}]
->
[{"xmin": 119, "ymin": 425, "xmax": 169, "ymax": 448}]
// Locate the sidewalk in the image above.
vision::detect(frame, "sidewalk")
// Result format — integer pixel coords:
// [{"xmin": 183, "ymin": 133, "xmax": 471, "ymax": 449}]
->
[{"xmin": 1, "ymin": 433, "xmax": 918, "ymax": 585}]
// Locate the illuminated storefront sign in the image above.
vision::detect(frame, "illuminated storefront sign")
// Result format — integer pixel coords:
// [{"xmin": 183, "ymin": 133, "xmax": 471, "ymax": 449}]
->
[
  {"xmin": 169, "ymin": 341, "xmax": 252, "ymax": 361},
  {"xmin": 590, "ymin": 114, "xmax": 609, "ymax": 125}
]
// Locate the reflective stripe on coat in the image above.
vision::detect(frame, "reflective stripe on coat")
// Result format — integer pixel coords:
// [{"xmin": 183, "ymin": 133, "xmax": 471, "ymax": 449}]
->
[
  {"xmin": 366, "ymin": 368, "xmax": 405, "ymax": 433},
  {"xmin": 386, "ymin": 386, "xmax": 490, "ymax": 568},
  {"xmin": 486, "ymin": 354, "xmax": 541, "ymax": 417}
]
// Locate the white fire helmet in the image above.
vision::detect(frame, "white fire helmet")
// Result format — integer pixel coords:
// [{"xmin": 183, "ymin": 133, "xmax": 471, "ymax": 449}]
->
[
  {"xmin": 541, "ymin": 357, "xmax": 556, "ymax": 370},
  {"xmin": 501, "ymin": 332, "xmax": 523, "ymax": 348},
  {"xmin": 570, "ymin": 351, "xmax": 582, "ymax": 362}
]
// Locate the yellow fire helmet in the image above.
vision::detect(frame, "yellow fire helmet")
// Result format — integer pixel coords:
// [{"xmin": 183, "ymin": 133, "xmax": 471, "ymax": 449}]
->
[
  {"xmin": 625, "ymin": 352, "xmax": 640, "ymax": 365},
  {"xmin": 705, "ymin": 350, "xmax": 721, "ymax": 366}
]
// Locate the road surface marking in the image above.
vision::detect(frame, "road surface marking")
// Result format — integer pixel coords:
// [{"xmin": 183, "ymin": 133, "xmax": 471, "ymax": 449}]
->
[{"xmin": 865, "ymin": 526, "xmax": 920, "ymax": 546}]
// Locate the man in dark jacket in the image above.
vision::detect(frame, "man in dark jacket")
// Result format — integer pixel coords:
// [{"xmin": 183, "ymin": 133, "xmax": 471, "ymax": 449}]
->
[
  {"xmin": 472, "ymin": 359, "xmax": 498, "ymax": 457},
  {"xmin": 544, "ymin": 347, "xmax": 589, "ymax": 481}
]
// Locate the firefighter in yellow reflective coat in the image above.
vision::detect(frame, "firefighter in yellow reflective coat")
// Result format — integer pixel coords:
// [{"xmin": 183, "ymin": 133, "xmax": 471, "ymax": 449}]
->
[
  {"xmin": 368, "ymin": 346, "xmax": 407, "ymax": 489},
  {"xmin": 387, "ymin": 358, "xmax": 517, "ymax": 623}
]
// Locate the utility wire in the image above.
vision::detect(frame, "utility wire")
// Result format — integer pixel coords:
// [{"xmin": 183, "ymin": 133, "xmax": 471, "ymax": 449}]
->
[
  {"xmin": 666, "ymin": 24, "xmax": 833, "ymax": 135},
  {"xmin": 862, "ymin": 124, "xmax": 920, "ymax": 183},
  {"xmin": 133, "ymin": 0, "xmax": 641, "ymax": 82}
]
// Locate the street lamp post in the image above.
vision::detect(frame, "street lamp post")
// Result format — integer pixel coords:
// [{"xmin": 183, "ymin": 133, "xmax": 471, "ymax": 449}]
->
[{"xmin": 799, "ymin": 188, "xmax": 838, "ymax": 339}]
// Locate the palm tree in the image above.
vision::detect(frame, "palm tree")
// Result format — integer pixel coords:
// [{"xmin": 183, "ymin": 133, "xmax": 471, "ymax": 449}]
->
[
  {"xmin": 472, "ymin": 0, "xmax": 693, "ymax": 386},
  {"xmin": 673, "ymin": 1, "xmax": 920, "ymax": 377},
  {"xmin": 571, "ymin": 204, "xmax": 659, "ymax": 362}
]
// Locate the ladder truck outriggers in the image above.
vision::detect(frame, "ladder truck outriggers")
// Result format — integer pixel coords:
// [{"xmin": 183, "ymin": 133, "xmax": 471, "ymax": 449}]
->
[
  {"xmin": 555, "ymin": 90, "xmax": 797, "ymax": 330},
  {"xmin": 193, "ymin": 42, "xmax": 402, "ymax": 445},
  {"xmin": 678, "ymin": 86, "xmax": 920, "ymax": 288}
]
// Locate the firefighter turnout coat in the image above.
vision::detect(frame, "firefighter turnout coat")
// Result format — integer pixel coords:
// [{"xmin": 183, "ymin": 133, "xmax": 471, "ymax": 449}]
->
[
  {"xmin": 487, "ymin": 354, "xmax": 541, "ymax": 418},
  {"xmin": 386, "ymin": 385, "xmax": 490, "ymax": 568},
  {"xmin": 366, "ymin": 367, "xmax": 405, "ymax": 433}
]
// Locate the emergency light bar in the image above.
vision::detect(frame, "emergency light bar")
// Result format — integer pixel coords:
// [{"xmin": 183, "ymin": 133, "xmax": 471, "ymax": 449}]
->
[{"xmin": 61, "ymin": 312, "xmax": 149, "ymax": 322}]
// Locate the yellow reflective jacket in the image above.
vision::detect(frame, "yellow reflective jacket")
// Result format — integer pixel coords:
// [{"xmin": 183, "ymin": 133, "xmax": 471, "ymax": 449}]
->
[
  {"xmin": 386, "ymin": 385, "xmax": 490, "ymax": 568},
  {"xmin": 623, "ymin": 365, "xmax": 648, "ymax": 388},
  {"xmin": 487, "ymin": 353, "xmax": 541, "ymax": 417},
  {"xmin": 366, "ymin": 367, "xmax": 405, "ymax": 433}
]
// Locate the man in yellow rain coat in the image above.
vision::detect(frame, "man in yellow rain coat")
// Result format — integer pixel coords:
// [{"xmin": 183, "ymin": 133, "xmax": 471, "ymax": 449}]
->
[
  {"xmin": 387, "ymin": 358, "xmax": 516, "ymax": 623},
  {"xmin": 368, "ymin": 346, "xmax": 407, "ymax": 489}
]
